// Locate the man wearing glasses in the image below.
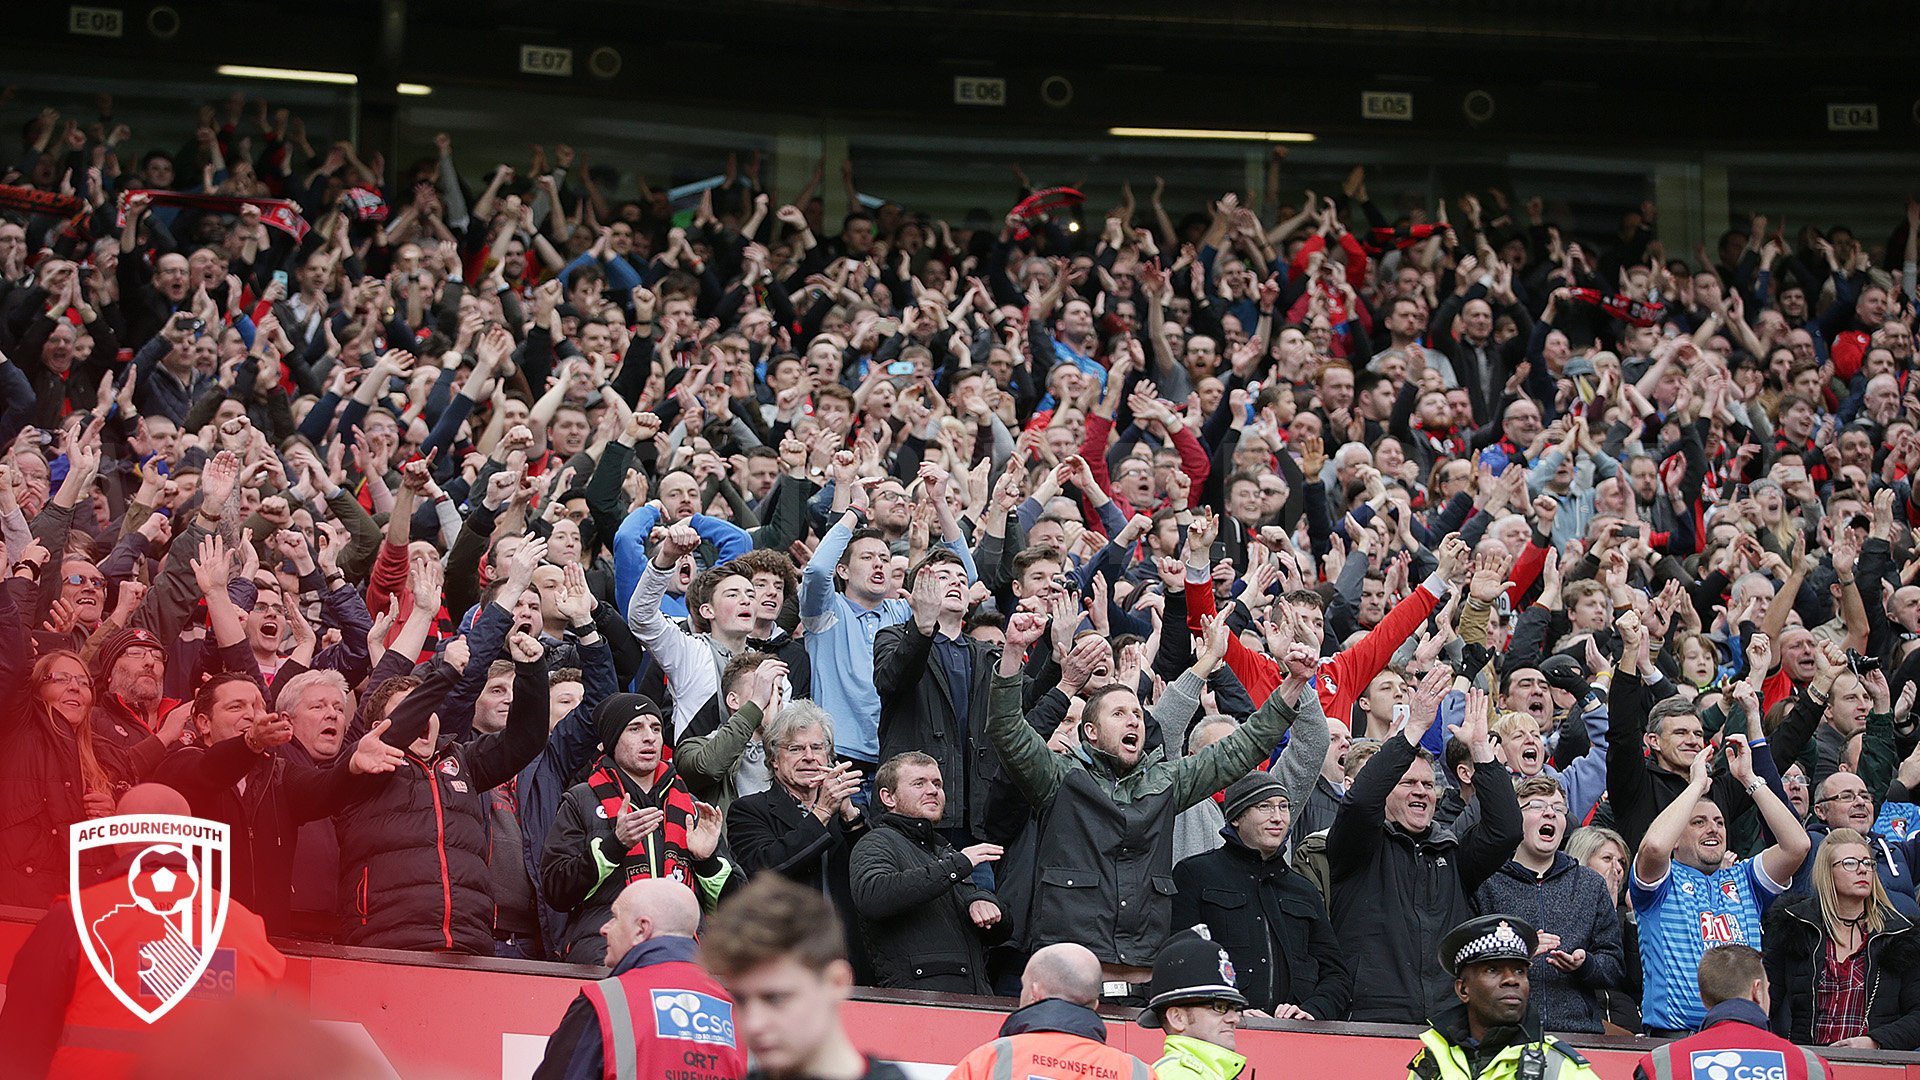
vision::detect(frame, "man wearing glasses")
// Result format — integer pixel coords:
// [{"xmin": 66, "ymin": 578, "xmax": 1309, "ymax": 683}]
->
[
  {"xmin": 1791, "ymin": 770, "xmax": 1920, "ymax": 917},
  {"xmin": 1136, "ymin": 929, "xmax": 1254, "ymax": 1080},
  {"xmin": 1172, "ymin": 774, "xmax": 1349, "ymax": 1020}
]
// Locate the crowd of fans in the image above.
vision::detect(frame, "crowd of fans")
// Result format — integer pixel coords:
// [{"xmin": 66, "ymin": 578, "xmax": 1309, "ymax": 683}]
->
[{"xmin": 7, "ymin": 90, "xmax": 1920, "ymax": 1051}]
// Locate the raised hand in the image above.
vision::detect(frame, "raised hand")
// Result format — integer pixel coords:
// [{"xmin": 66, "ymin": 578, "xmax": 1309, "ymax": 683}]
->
[{"xmin": 555, "ymin": 562, "xmax": 594, "ymax": 626}]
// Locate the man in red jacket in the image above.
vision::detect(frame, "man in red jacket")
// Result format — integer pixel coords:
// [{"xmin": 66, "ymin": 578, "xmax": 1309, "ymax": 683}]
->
[
  {"xmin": 1634, "ymin": 945, "xmax": 1832, "ymax": 1080},
  {"xmin": 1186, "ymin": 528, "xmax": 1469, "ymax": 724},
  {"xmin": 536, "ymin": 878, "xmax": 747, "ymax": 1080}
]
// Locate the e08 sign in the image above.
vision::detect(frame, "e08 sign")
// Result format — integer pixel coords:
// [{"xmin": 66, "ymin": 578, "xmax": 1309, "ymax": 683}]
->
[{"xmin": 69, "ymin": 5, "xmax": 123, "ymax": 37}]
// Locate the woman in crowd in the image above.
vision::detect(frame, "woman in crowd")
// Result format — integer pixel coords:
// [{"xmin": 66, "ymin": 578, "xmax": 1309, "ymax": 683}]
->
[{"xmin": 1764, "ymin": 827, "xmax": 1920, "ymax": 1050}]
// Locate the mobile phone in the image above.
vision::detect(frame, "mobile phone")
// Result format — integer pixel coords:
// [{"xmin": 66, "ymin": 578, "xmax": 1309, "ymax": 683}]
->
[
  {"xmin": 887, "ymin": 361, "xmax": 915, "ymax": 376},
  {"xmin": 1391, "ymin": 703, "xmax": 1410, "ymax": 731},
  {"xmin": 272, "ymin": 269, "xmax": 289, "ymax": 290},
  {"xmin": 1617, "ymin": 524, "xmax": 1641, "ymax": 539}
]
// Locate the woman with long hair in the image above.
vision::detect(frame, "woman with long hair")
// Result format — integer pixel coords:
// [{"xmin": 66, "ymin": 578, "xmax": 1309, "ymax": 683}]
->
[
  {"xmin": 1763, "ymin": 828, "xmax": 1920, "ymax": 1049},
  {"xmin": 0, "ymin": 636, "xmax": 130, "ymax": 906}
]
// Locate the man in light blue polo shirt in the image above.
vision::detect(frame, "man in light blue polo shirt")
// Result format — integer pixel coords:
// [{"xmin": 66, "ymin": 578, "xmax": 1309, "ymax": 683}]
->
[
  {"xmin": 801, "ymin": 453, "xmax": 975, "ymax": 768},
  {"xmin": 1630, "ymin": 730, "xmax": 1810, "ymax": 1037}
]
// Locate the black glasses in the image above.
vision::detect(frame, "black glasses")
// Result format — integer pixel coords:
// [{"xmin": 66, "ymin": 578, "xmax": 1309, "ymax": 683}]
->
[{"xmin": 1833, "ymin": 857, "xmax": 1877, "ymax": 874}]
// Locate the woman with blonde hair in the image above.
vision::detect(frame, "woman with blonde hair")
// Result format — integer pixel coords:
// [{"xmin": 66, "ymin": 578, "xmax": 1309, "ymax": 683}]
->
[
  {"xmin": 1763, "ymin": 827, "xmax": 1920, "ymax": 1049},
  {"xmin": 1567, "ymin": 825, "xmax": 1642, "ymax": 1033}
]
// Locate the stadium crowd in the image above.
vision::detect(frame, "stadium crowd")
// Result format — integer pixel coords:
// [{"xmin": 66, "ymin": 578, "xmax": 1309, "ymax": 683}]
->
[{"xmin": 8, "ymin": 90, "xmax": 1920, "ymax": 1058}]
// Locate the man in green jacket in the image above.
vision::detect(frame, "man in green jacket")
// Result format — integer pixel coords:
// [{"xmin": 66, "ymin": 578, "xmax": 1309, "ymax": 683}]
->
[
  {"xmin": 1138, "ymin": 929, "xmax": 1253, "ymax": 1080},
  {"xmin": 987, "ymin": 605, "xmax": 1320, "ymax": 1001}
]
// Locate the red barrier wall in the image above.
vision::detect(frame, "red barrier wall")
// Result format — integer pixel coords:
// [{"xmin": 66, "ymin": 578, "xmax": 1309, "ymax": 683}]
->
[{"xmin": 3, "ymin": 913, "xmax": 1919, "ymax": 1080}]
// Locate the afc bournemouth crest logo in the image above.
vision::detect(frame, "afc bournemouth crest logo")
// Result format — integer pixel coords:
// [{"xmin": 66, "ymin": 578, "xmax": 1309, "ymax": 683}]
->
[{"xmin": 70, "ymin": 815, "xmax": 232, "ymax": 1024}]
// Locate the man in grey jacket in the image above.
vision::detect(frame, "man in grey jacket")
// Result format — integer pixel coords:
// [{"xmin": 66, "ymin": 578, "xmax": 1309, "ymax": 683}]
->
[{"xmin": 986, "ymin": 604, "xmax": 1318, "ymax": 1003}]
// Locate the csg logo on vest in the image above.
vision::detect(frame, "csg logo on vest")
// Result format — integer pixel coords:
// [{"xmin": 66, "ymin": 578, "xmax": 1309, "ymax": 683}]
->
[
  {"xmin": 70, "ymin": 815, "xmax": 232, "ymax": 1024},
  {"xmin": 653, "ymin": 989, "xmax": 738, "ymax": 1046},
  {"xmin": 1690, "ymin": 1049, "xmax": 1788, "ymax": 1080}
]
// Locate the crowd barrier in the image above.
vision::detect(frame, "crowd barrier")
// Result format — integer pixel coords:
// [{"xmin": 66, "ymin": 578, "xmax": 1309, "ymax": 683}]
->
[{"xmin": 3, "ymin": 907, "xmax": 1917, "ymax": 1079}]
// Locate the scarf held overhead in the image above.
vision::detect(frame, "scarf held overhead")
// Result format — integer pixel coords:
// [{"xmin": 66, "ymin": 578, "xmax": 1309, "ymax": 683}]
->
[{"xmin": 116, "ymin": 189, "xmax": 311, "ymax": 242}]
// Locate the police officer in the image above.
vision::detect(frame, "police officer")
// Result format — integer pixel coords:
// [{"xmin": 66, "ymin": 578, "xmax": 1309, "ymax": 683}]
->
[
  {"xmin": 536, "ymin": 878, "xmax": 748, "ymax": 1080},
  {"xmin": 1632, "ymin": 946, "xmax": 1833, "ymax": 1080},
  {"xmin": 1407, "ymin": 915, "xmax": 1599, "ymax": 1080},
  {"xmin": 1138, "ymin": 928, "xmax": 1251, "ymax": 1080}
]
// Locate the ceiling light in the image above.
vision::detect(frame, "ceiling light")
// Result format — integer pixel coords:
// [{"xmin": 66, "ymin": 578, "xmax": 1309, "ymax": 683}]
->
[
  {"xmin": 1107, "ymin": 126, "xmax": 1316, "ymax": 143},
  {"xmin": 216, "ymin": 65, "xmax": 358, "ymax": 86},
  {"xmin": 396, "ymin": 83, "xmax": 433, "ymax": 96}
]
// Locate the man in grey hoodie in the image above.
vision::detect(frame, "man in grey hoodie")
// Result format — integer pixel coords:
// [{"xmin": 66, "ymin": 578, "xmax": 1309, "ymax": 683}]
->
[{"xmin": 1473, "ymin": 774, "xmax": 1627, "ymax": 1033}]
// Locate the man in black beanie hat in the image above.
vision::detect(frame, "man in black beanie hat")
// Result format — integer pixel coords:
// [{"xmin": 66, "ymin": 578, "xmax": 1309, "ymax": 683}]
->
[
  {"xmin": 1172, "ymin": 774, "xmax": 1351, "ymax": 1020},
  {"xmin": 540, "ymin": 692, "xmax": 729, "ymax": 964}
]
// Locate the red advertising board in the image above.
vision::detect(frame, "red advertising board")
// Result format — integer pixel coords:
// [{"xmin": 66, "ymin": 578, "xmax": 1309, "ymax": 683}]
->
[{"xmin": 2, "ymin": 912, "xmax": 1916, "ymax": 1080}]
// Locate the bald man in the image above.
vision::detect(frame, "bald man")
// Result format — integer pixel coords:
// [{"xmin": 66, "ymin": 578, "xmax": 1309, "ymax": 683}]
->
[
  {"xmin": 537, "ymin": 880, "xmax": 747, "ymax": 1080},
  {"xmin": 0, "ymin": 784, "xmax": 286, "ymax": 1079},
  {"xmin": 949, "ymin": 945, "xmax": 1155, "ymax": 1080}
]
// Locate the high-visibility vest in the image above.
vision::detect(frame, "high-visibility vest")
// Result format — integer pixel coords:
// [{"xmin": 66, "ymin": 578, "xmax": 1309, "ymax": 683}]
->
[
  {"xmin": 579, "ymin": 959, "xmax": 748, "ymax": 1080},
  {"xmin": 1633, "ymin": 1020, "xmax": 1833, "ymax": 1080},
  {"xmin": 49, "ymin": 881, "xmax": 284, "ymax": 1080},
  {"xmin": 949, "ymin": 1033, "xmax": 1155, "ymax": 1080},
  {"xmin": 1407, "ymin": 1026, "xmax": 1600, "ymax": 1080}
]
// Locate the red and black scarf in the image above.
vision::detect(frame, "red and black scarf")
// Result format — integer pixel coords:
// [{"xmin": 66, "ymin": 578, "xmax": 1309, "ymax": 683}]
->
[
  {"xmin": 1362, "ymin": 223, "xmax": 1448, "ymax": 255},
  {"xmin": 586, "ymin": 757, "xmax": 696, "ymax": 888},
  {"xmin": 0, "ymin": 185, "xmax": 90, "ymax": 238},
  {"xmin": 1566, "ymin": 288, "xmax": 1664, "ymax": 327},
  {"xmin": 115, "ymin": 189, "xmax": 311, "ymax": 241}
]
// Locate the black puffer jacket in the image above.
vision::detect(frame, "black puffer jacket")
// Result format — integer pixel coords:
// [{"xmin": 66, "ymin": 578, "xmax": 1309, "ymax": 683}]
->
[
  {"xmin": 336, "ymin": 656, "xmax": 548, "ymax": 953},
  {"xmin": 1172, "ymin": 828, "xmax": 1352, "ymax": 1019},
  {"xmin": 1762, "ymin": 894, "xmax": 1920, "ymax": 1050},
  {"xmin": 1326, "ymin": 735, "xmax": 1521, "ymax": 1023},
  {"xmin": 848, "ymin": 811, "xmax": 999, "ymax": 994}
]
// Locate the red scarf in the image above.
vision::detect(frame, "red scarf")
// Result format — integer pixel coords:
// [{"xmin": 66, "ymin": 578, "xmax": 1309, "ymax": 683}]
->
[
  {"xmin": 586, "ymin": 757, "xmax": 695, "ymax": 887},
  {"xmin": 1566, "ymin": 288, "xmax": 1664, "ymax": 327},
  {"xmin": 116, "ymin": 189, "xmax": 310, "ymax": 241},
  {"xmin": 0, "ymin": 185, "xmax": 91, "ymax": 248},
  {"xmin": 1362, "ymin": 223, "xmax": 1447, "ymax": 255}
]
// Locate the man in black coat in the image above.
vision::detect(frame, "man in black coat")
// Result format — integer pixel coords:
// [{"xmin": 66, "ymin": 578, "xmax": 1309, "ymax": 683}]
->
[
  {"xmin": 1172, "ymin": 772, "xmax": 1351, "ymax": 1020},
  {"xmin": 150, "ymin": 672, "xmax": 405, "ymax": 932},
  {"xmin": 872, "ymin": 549, "xmax": 1005, "ymax": 855},
  {"xmin": 1327, "ymin": 683, "xmax": 1521, "ymax": 1024},
  {"xmin": 725, "ymin": 699, "xmax": 871, "ymax": 979},
  {"xmin": 848, "ymin": 752, "xmax": 1004, "ymax": 994}
]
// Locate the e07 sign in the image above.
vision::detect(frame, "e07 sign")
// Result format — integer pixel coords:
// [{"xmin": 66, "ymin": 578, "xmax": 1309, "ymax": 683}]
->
[
  {"xmin": 954, "ymin": 77, "xmax": 1007, "ymax": 107},
  {"xmin": 519, "ymin": 45, "xmax": 574, "ymax": 77},
  {"xmin": 1827, "ymin": 103, "xmax": 1879, "ymax": 131}
]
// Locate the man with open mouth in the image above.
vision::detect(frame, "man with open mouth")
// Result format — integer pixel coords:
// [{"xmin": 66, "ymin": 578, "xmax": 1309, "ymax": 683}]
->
[{"xmin": 1473, "ymin": 775, "xmax": 1627, "ymax": 1033}]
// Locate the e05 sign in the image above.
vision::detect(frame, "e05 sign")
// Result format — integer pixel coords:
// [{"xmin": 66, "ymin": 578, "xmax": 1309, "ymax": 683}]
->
[{"xmin": 1363, "ymin": 91, "xmax": 1413, "ymax": 121}]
